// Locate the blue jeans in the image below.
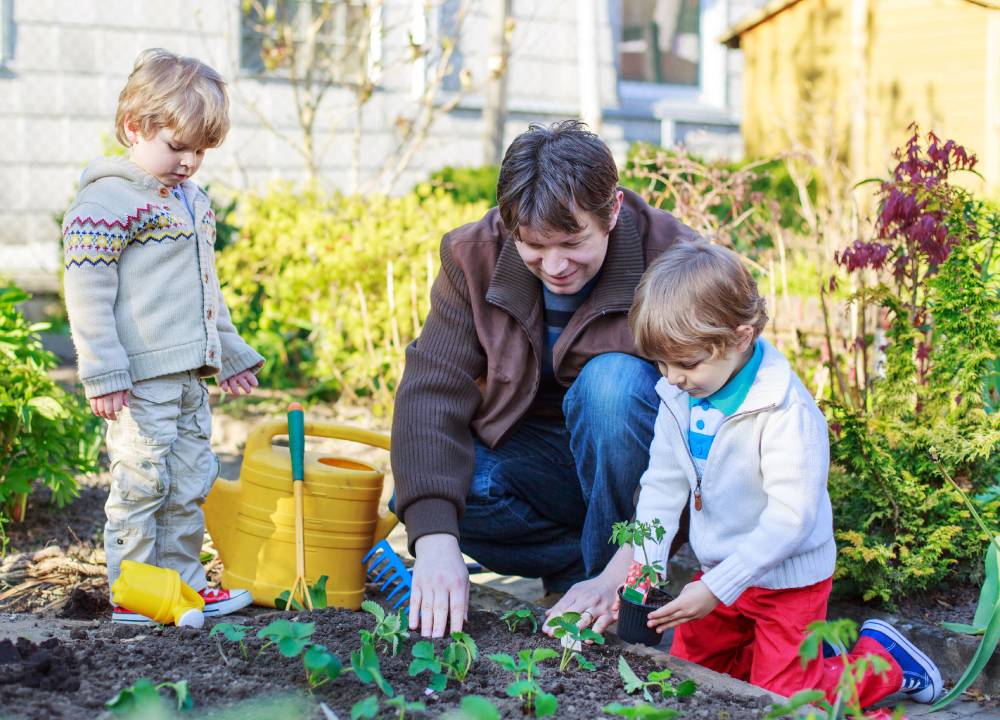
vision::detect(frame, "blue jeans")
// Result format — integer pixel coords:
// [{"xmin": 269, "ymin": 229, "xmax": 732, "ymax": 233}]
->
[{"xmin": 458, "ymin": 353, "xmax": 661, "ymax": 592}]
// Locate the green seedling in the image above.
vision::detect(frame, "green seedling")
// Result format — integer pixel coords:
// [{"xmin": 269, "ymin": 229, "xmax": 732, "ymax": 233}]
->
[
  {"xmin": 361, "ymin": 599, "xmax": 410, "ymax": 655},
  {"xmin": 765, "ymin": 619, "xmax": 893, "ymax": 719},
  {"xmin": 603, "ymin": 702, "xmax": 682, "ymax": 719},
  {"xmin": 351, "ymin": 636, "xmax": 395, "ymax": 696},
  {"xmin": 408, "ymin": 632, "xmax": 478, "ymax": 690},
  {"xmin": 351, "ymin": 694, "xmax": 427, "ymax": 720},
  {"xmin": 548, "ymin": 611, "xmax": 605, "ymax": 671},
  {"xmin": 256, "ymin": 619, "xmax": 316, "ymax": 658},
  {"xmin": 489, "ymin": 648, "xmax": 558, "ymax": 717},
  {"xmin": 106, "ymin": 678, "xmax": 193, "ymax": 714},
  {"xmin": 441, "ymin": 696, "xmax": 502, "ymax": 720},
  {"xmin": 303, "ymin": 643, "xmax": 343, "ymax": 689},
  {"xmin": 618, "ymin": 657, "xmax": 696, "ymax": 703},
  {"xmin": 209, "ymin": 622, "xmax": 251, "ymax": 661},
  {"xmin": 501, "ymin": 608, "xmax": 538, "ymax": 634},
  {"xmin": 610, "ymin": 519, "xmax": 668, "ymax": 594},
  {"xmin": 275, "ymin": 574, "xmax": 330, "ymax": 610}
]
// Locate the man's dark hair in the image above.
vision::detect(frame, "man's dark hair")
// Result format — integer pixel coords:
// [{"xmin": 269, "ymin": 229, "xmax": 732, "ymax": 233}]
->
[{"xmin": 496, "ymin": 120, "xmax": 619, "ymax": 239}]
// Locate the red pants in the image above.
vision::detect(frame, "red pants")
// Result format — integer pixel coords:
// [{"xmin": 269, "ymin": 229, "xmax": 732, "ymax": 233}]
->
[{"xmin": 670, "ymin": 576, "xmax": 902, "ymax": 708}]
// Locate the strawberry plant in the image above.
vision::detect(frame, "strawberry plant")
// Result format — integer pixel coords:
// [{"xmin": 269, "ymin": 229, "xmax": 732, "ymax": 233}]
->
[
  {"xmin": 302, "ymin": 643, "xmax": 343, "ymax": 689},
  {"xmin": 209, "ymin": 622, "xmax": 251, "ymax": 661},
  {"xmin": 441, "ymin": 696, "xmax": 501, "ymax": 720},
  {"xmin": 352, "ymin": 694, "xmax": 427, "ymax": 720},
  {"xmin": 275, "ymin": 575, "xmax": 329, "ymax": 610},
  {"xmin": 547, "ymin": 611, "xmax": 605, "ymax": 671},
  {"xmin": 361, "ymin": 599, "xmax": 409, "ymax": 655},
  {"xmin": 106, "ymin": 678, "xmax": 192, "ymax": 714},
  {"xmin": 611, "ymin": 519, "xmax": 669, "ymax": 602},
  {"xmin": 256, "ymin": 619, "xmax": 316, "ymax": 658},
  {"xmin": 617, "ymin": 657, "xmax": 695, "ymax": 703},
  {"xmin": 603, "ymin": 703, "xmax": 682, "ymax": 719},
  {"xmin": 408, "ymin": 632, "xmax": 478, "ymax": 690},
  {"xmin": 488, "ymin": 648, "xmax": 558, "ymax": 717},
  {"xmin": 500, "ymin": 608, "xmax": 538, "ymax": 634}
]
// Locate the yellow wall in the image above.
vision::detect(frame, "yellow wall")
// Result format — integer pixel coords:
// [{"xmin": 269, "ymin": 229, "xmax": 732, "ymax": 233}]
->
[{"xmin": 739, "ymin": 0, "xmax": 998, "ymax": 192}]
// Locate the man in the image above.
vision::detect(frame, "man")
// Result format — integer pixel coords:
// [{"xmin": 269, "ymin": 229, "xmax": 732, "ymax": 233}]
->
[{"xmin": 391, "ymin": 120, "xmax": 696, "ymax": 638}]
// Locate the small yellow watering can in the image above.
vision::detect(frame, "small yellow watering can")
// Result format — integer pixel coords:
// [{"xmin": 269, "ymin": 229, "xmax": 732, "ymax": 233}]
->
[{"xmin": 203, "ymin": 420, "xmax": 396, "ymax": 609}]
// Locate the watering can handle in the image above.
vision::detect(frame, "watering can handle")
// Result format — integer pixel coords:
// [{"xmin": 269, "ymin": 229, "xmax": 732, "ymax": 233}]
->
[{"xmin": 244, "ymin": 420, "xmax": 398, "ymax": 543}]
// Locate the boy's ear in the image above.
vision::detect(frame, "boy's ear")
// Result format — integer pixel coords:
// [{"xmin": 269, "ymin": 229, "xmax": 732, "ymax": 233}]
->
[
  {"xmin": 735, "ymin": 324, "xmax": 755, "ymax": 352},
  {"xmin": 122, "ymin": 114, "xmax": 140, "ymax": 145}
]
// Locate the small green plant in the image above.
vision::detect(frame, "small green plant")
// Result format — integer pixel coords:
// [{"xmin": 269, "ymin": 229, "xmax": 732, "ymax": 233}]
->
[
  {"xmin": 610, "ymin": 519, "xmax": 668, "ymax": 601},
  {"xmin": 603, "ymin": 703, "xmax": 682, "ymax": 719},
  {"xmin": 617, "ymin": 657, "xmax": 696, "ymax": 703},
  {"xmin": 361, "ymin": 599, "xmax": 410, "ymax": 655},
  {"xmin": 547, "ymin": 611, "xmax": 605, "ymax": 671},
  {"xmin": 408, "ymin": 631, "xmax": 478, "ymax": 690},
  {"xmin": 351, "ymin": 635, "xmax": 395, "ymax": 696},
  {"xmin": 765, "ymin": 619, "xmax": 893, "ymax": 719},
  {"xmin": 302, "ymin": 643, "xmax": 343, "ymax": 689},
  {"xmin": 500, "ymin": 608, "xmax": 538, "ymax": 634},
  {"xmin": 350, "ymin": 694, "xmax": 426, "ymax": 720},
  {"xmin": 105, "ymin": 678, "xmax": 192, "ymax": 714},
  {"xmin": 488, "ymin": 648, "xmax": 558, "ymax": 718},
  {"xmin": 256, "ymin": 619, "xmax": 316, "ymax": 658},
  {"xmin": 209, "ymin": 622, "xmax": 251, "ymax": 661},
  {"xmin": 441, "ymin": 696, "xmax": 501, "ymax": 720},
  {"xmin": 275, "ymin": 575, "xmax": 329, "ymax": 610}
]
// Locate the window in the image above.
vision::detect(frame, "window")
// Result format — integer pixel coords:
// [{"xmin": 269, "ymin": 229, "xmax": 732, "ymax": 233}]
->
[
  {"xmin": 0, "ymin": 0, "xmax": 14, "ymax": 66},
  {"xmin": 240, "ymin": 0, "xmax": 374, "ymax": 82},
  {"xmin": 620, "ymin": 0, "xmax": 700, "ymax": 86}
]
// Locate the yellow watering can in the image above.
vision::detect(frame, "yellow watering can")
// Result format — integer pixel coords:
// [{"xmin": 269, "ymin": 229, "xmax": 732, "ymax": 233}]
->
[
  {"xmin": 112, "ymin": 560, "xmax": 205, "ymax": 627},
  {"xmin": 203, "ymin": 420, "xmax": 396, "ymax": 609}
]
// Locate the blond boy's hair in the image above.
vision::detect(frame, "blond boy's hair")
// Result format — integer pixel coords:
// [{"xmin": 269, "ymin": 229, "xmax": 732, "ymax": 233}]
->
[
  {"xmin": 630, "ymin": 240, "xmax": 768, "ymax": 363},
  {"xmin": 115, "ymin": 48, "xmax": 230, "ymax": 149}
]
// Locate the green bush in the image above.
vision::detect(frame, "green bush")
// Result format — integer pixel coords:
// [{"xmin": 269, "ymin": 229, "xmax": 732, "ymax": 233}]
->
[
  {"xmin": 216, "ymin": 183, "xmax": 489, "ymax": 413},
  {"xmin": 823, "ymin": 130, "xmax": 1000, "ymax": 603},
  {"xmin": 0, "ymin": 285, "xmax": 102, "ymax": 550},
  {"xmin": 427, "ymin": 165, "xmax": 498, "ymax": 206}
]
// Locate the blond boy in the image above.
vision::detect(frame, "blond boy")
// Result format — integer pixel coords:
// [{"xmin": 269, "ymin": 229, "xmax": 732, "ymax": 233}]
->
[{"xmin": 63, "ymin": 49, "xmax": 261, "ymax": 622}]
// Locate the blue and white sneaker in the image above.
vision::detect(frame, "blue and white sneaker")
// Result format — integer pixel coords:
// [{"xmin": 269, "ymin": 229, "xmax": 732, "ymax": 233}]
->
[
  {"xmin": 859, "ymin": 619, "xmax": 943, "ymax": 703},
  {"xmin": 822, "ymin": 639, "xmax": 842, "ymax": 658}
]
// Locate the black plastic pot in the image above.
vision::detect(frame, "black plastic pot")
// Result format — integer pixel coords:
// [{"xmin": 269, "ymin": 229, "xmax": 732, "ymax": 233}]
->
[{"xmin": 616, "ymin": 586, "xmax": 673, "ymax": 647}]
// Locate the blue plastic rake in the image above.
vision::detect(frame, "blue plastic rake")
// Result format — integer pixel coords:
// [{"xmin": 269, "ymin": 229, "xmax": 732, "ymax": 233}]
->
[{"xmin": 362, "ymin": 539, "xmax": 412, "ymax": 610}]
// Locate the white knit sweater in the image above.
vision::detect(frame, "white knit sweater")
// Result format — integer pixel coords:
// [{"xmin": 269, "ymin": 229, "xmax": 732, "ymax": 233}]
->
[
  {"xmin": 62, "ymin": 158, "xmax": 263, "ymax": 399},
  {"xmin": 634, "ymin": 338, "xmax": 836, "ymax": 606}
]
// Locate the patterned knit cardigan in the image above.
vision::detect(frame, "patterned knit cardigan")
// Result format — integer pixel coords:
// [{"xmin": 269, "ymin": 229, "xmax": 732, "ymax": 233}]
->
[{"xmin": 62, "ymin": 157, "xmax": 263, "ymax": 399}]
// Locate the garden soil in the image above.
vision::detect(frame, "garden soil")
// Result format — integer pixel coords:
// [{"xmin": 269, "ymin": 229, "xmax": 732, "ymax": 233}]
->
[{"xmin": 0, "ymin": 606, "xmax": 777, "ymax": 719}]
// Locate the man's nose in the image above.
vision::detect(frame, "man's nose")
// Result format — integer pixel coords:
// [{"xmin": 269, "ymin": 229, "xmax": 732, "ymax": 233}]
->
[{"xmin": 541, "ymin": 253, "xmax": 568, "ymax": 275}]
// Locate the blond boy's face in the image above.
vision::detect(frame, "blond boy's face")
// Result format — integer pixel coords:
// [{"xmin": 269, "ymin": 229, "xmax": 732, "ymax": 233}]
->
[
  {"xmin": 125, "ymin": 123, "xmax": 206, "ymax": 187},
  {"xmin": 655, "ymin": 326, "xmax": 756, "ymax": 398}
]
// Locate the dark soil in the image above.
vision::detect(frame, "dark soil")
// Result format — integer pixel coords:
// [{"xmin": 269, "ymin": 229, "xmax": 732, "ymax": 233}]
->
[{"xmin": 0, "ymin": 607, "xmax": 775, "ymax": 719}]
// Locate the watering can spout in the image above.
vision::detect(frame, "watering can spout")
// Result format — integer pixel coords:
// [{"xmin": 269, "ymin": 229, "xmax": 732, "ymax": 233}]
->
[{"xmin": 372, "ymin": 510, "xmax": 399, "ymax": 546}]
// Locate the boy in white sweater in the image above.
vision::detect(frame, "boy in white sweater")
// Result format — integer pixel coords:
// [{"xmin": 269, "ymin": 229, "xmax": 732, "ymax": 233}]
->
[
  {"xmin": 63, "ymin": 49, "xmax": 262, "ymax": 623},
  {"xmin": 616, "ymin": 240, "xmax": 942, "ymax": 706}
]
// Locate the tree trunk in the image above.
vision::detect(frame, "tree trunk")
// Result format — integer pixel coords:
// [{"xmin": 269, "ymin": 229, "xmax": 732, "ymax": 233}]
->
[{"xmin": 482, "ymin": 0, "xmax": 513, "ymax": 165}]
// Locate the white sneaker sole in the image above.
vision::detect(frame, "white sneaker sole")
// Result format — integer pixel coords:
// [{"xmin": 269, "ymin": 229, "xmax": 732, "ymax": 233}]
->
[
  {"xmin": 862, "ymin": 619, "xmax": 943, "ymax": 704},
  {"xmin": 202, "ymin": 589, "xmax": 254, "ymax": 617},
  {"xmin": 111, "ymin": 612, "xmax": 156, "ymax": 625}
]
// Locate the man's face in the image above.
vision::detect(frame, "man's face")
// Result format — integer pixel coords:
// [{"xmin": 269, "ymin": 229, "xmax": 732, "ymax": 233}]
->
[{"xmin": 515, "ymin": 191, "xmax": 623, "ymax": 294}]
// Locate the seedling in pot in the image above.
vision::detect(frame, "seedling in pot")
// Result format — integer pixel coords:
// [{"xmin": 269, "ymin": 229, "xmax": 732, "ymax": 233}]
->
[
  {"xmin": 488, "ymin": 647, "xmax": 559, "ymax": 718},
  {"xmin": 408, "ymin": 631, "xmax": 478, "ymax": 690},
  {"xmin": 602, "ymin": 702, "xmax": 682, "ymax": 719},
  {"xmin": 209, "ymin": 622, "xmax": 252, "ymax": 661},
  {"xmin": 618, "ymin": 657, "xmax": 696, "ymax": 703},
  {"xmin": 106, "ymin": 678, "xmax": 193, "ymax": 714},
  {"xmin": 361, "ymin": 599, "xmax": 409, "ymax": 655},
  {"xmin": 610, "ymin": 519, "xmax": 670, "ymax": 602},
  {"xmin": 501, "ymin": 607, "xmax": 538, "ymax": 634},
  {"xmin": 547, "ymin": 611, "xmax": 605, "ymax": 671},
  {"xmin": 275, "ymin": 574, "xmax": 330, "ymax": 611}
]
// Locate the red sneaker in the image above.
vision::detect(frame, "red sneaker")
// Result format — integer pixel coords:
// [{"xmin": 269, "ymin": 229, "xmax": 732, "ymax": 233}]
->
[
  {"xmin": 199, "ymin": 587, "xmax": 253, "ymax": 617},
  {"xmin": 111, "ymin": 606, "xmax": 156, "ymax": 625}
]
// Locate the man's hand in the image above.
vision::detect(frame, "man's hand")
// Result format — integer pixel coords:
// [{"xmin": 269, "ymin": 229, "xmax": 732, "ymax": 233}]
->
[
  {"xmin": 410, "ymin": 533, "xmax": 469, "ymax": 638},
  {"xmin": 646, "ymin": 580, "xmax": 719, "ymax": 633},
  {"xmin": 90, "ymin": 390, "xmax": 130, "ymax": 420},
  {"xmin": 220, "ymin": 369, "xmax": 258, "ymax": 396}
]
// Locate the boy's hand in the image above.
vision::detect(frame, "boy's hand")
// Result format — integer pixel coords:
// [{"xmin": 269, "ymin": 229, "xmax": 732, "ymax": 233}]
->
[
  {"xmin": 220, "ymin": 369, "xmax": 259, "ymax": 396},
  {"xmin": 90, "ymin": 390, "xmax": 130, "ymax": 420},
  {"xmin": 646, "ymin": 580, "xmax": 719, "ymax": 633}
]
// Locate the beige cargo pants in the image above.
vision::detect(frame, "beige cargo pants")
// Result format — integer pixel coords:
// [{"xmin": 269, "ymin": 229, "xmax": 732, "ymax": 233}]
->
[{"xmin": 104, "ymin": 370, "xmax": 219, "ymax": 597}]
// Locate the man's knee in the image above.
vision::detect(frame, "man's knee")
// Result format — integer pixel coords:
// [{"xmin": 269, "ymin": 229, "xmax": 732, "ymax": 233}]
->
[{"xmin": 564, "ymin": 352, "xmax": 658, "ymax": 422}]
